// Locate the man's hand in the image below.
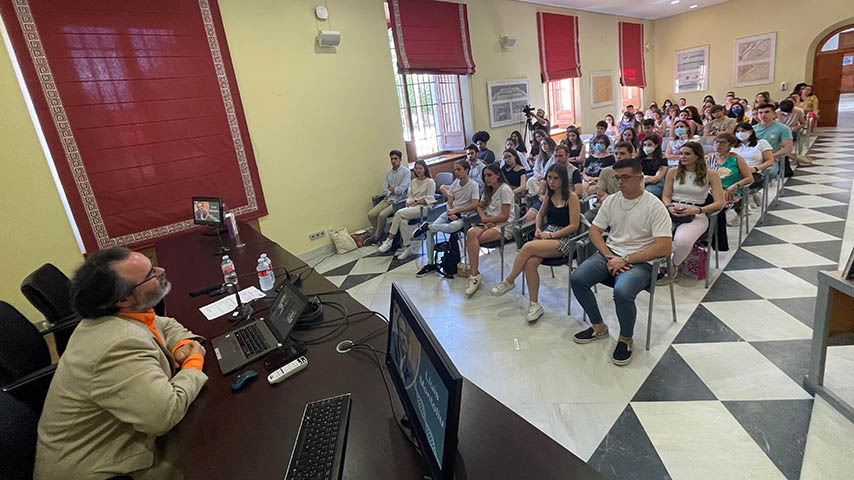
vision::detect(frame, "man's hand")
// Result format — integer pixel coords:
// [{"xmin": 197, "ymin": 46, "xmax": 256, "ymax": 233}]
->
[
  {"xmin": 389, "ymin": 186, "xmax": 395, "ymax": 194},
  {"xmin": 607, "ymin": 256, "xmax": 631, "ymax": 275},
  {"xmin": 406, "ymin": 200, "xmax": 416, "ymax": 207},
  {"xmin": 448, "ymin": 214, "xmax": 459, "ymax": 221},
  {"xmin": 485, "ymin": 222, "xmax": 496, "ymax": 229},
  {"xmin": 174, "ymin": 340, "xmax": 205, "ymax": 364}
]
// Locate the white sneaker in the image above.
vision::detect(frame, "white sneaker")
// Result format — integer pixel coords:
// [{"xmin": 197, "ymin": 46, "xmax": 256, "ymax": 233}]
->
[
  {"xmin": 526, "ymin": 302, "xmax": 544, "ymax": 322},
  {"xmin": 377, "ymin": 237, "xmax": 394, "ymax": 253},
  {"xmin": 396, "ymin": 243, "xmax": 420, "ymax": 260},
  {"xmin": 726, "ymin": 209, "xmax": 739, "ymax": 227},
  {"xmin": 465, "ymin": 274, "xmax": 483, "ymax": 297},
  {"xmin": 751, "ymin": 191, "xmax": 763, "ymax": 208},
  {"xmin": 490, "ymin": 280, "xmax": 514, "ymax": 296}
]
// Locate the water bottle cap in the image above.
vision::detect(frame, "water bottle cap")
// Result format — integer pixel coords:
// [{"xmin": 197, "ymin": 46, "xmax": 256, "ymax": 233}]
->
[{"xmin": 222, "ymin": 255, "xmax": 229, "ymax": 260}]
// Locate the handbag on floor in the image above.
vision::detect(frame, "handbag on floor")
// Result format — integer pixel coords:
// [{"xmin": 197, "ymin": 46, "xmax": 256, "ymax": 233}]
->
[
  {"xmin": 329, "ymin": 226, "xmax": 357, "ymax": 254},
  {"xmin": 677, "ymin": 243, "xmax": 707, "ymax": 280}
]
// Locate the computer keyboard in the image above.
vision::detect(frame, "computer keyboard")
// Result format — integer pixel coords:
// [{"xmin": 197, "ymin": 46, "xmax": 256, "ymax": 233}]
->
[
  {"xmin": 286, "ymin": 393, "xmax": 352, "ymax": 480},
  {"xmin": 234, "ymin": 324, "xmax": 270, "ymax": 357}
]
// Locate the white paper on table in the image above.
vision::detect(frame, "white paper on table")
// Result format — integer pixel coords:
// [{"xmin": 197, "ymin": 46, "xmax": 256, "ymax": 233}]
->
[{"xmin": 199, "ymin": 286, "xmax": 266, "ymax": 320}]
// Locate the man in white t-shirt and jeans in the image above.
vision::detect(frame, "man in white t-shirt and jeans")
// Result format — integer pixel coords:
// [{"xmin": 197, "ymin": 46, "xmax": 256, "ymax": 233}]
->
[
  {"xmin": 413, "ymin": 160, "xmax": 480, "ymax": 277},
  {"xmin": 570, "ymin": 158, "xmax": 672, "ymax": 366}
]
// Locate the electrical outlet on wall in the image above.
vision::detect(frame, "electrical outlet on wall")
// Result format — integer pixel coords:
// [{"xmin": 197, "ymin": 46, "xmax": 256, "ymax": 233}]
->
[
  {"xmin": 781, "ymin": 82, "xmax": 788, "ymax": 91},
  {"xmin": 309, "ymin": 231, "xmax": 326, "ymax": 241}
]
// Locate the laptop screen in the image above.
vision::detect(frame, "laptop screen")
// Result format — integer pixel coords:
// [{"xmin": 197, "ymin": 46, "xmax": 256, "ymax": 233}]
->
[{"xmin": 265, "ymin": 280, "xmax": 308, "ymax": 342}]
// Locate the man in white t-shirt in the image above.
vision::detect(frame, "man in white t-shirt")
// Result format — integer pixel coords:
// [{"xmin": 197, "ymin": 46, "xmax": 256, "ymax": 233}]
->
[
  {"xmin": 413, "ymin": 160, "xmax": 480, "ymax": 276},
  {"xmin": 570, "ymin": 158, "xmax": 672, "ymax": 366}
]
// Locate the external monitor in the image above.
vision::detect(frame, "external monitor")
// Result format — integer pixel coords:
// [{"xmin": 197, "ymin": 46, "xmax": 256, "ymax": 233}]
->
[
  {"xmin": 192, "ymin": 196, "xmax": 223, "ymax": 226},
  {"xmin": 386, "ymin": 283, "xmax": 462, "ymax": 480}
]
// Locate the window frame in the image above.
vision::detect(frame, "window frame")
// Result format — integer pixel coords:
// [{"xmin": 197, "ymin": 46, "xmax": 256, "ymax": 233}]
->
[
  {"xmin": 620, "ymin": 86, "xmax": 643, "ymax": 114},
  {"xmin": 543, "ymin": 78, "xmax": 577, "ymax": 129}
]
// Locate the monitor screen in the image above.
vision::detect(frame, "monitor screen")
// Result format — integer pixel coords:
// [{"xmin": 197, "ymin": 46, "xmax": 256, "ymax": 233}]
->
[
  {"xmin": 386, "ymin": 283, "xmax": 462, "ymax": 480},
  {"xmin": 192, "ymin": 196, "xmax": 223, "ymax": 226},
  {"xmin": 265, "ymin": 280, "xmax": 308, "ymax": 343}
]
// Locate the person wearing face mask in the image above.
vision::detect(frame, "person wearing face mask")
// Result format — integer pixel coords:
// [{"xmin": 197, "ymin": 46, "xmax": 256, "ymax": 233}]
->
[
  {"xmin": 671, "ymin": 110, "xmax": 696, "ymax": 138},
  {"xmin": 662, "ymin": 99, "xmax": 673, "ymax": 111},
  {"xmin": 619, "ymin": 111, "xmax": 636, "ymax": 133},
  {"xmin": 638, "ymin": 136, "xmax": 668, "ymax": 198},
  {"xmin": 666, "ymin": 120, "xmax": 691, "ymax": 165},
  {"xmin": 732, "ymin": 122, "xmax": 774, "ymax": 209},
  {"xmin": 727, "ymin": 101, "xmax": 746, "ymax": 123},
  {"xmin": 582, "ymin": 134, "xmax": 616, "ymax": 196}
]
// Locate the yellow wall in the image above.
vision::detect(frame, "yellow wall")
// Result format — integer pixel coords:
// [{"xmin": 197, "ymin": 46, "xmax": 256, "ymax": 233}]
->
[
  {"xmin": 0, "ymin": 43, "xmax": 83, "ymax": 321},
  {"xmin": 650, "ymin": 0, "xmax": 854, "ymax": 106},
  {"xmin": 465, "ymin": 0, "xmax": 654, "ymax": 143}
]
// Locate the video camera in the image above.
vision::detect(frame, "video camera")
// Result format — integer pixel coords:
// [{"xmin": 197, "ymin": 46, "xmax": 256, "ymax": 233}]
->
[{"xmin": 521, "ymin": 104, "xmax": 535, "ymax": 117}]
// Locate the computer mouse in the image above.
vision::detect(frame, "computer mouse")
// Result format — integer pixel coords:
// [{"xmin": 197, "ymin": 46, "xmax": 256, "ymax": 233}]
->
[{"xmin": 230, "ymin": 370, "xmax": 259, "ymax": 391}]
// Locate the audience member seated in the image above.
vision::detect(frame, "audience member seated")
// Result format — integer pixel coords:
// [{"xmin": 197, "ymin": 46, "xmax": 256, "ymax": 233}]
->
[
  {"xmin": 685, "ymin": 106, "xmax": 703, "ymax": 133},
  {"xmin": 666, "ymin": 120, "xmax": 692, "ymax": 165},
  {"xmin": 678, "ymin": 97, "xmax": 687, "ymax": 109},
  {"xmin": 727, "ymin": 101, "xmax": 746, "ymax": 123},
  {"xmin": 35, "ymin": 247, "xmax": 207, "ymax": 480},
  {"xmin": 570, "ymin": 157, "xmax": 672, "ymax": 366},
  {"xmin": 505, "ymin": 137, "xmax": 527, "ymax": 167},
  {"xmin": 464, "ymin": 164, "xmax": 517, "ymax": 297},
  {"xmin": 703, "ymin": 95, "xmax": 716, "ymax": 105},
  {"xmin": 489, "ymin": 164, "xmax": 581, "ymax": 321},
  {"xmin": 621, "ymin": 126, "xmax": 640, "ymax": 154},
  {"xmin": 645, "ymin": 102, "xmax": 659, "ymax": 119},
  {"xmin": 777, "ymin": 100, "xmax": 805, "ymax": 145},
  {"xmin": 753, "ymin": 103, "xmax": 793, "ymax": 176},
  {"xmin": 625, "ymin": 104, "xmax": 636, "ymax": 116},
  {"xmin": 528, "ymin": 135, "xmax": 557, "ymax": 194},
  {"xmin": 582, "ymin": 134, "xmax": 616, "ymax": 196},
  {"xmin": 754, "ymin": 91, "xmax": 774, "ymax": 109},
  {"xmin": 466, "ymin": 144, "xmax": 486, "ymax": 191},
  {"xmin": 673, "ymin": 109, "xmax": 697, "ymax": 137},
  {"xmin": 527, "ymin": 128, "xmax": 547, "ymax": 165},
  {"xmin": 633, "ymin": 112, "xmax": 645, "ymax": 130},
  {"xmin": 415, "ymin": 160, "xmax": 480, "ymax": 277},
  {"xmin": 585, "ymin": 141, "xmax": 634, "ymax": 221},
  {"xmin": 724, "ymin": 91, "xmax": 736, "ymax": 110},
  {"xmin": 501, "ymin": 149, "xmax": 527, "ymax": 195},
  {"xmin": 563, "ymin": 126, "xmax": 587, "ymax": 169},
  {"xmin": 652, "ymin": 110, "xmax": 667, "ymax": 136},
  {"xmin": 638, "ymin": 119, "xmax": 663, "ymax": 145},
  {"xmin": 522, "ymin": 145, "xmax": 584, "ymax": 223},
  {"xmin": 619, "ymin": 111, "xmax": 635, "ymax": 133},
  {"xmin": 705, "ymin": 133, "xmax": 754, "ymax": 229},
  {"xmin": 732, "ymin": 122, "xmax": 774, "ymax": 208},
  {"xmin": 473, "ymin": 130, "xmax": 496, "ymax": 165},
  {"xmin": 604, "ymin": 114, "xmax": 619, "ymax": 137},
  {"xmin": 511, "ymin": 130, "xmax": 527, "ymax": 153},
  {"xmin": 638, "ymin": 135, "xmax": 668, "ymax": 198},
  {"xmin": 377, "ymin": 160, "xmax": 437, "ymax": 258},
  {"xmin": 665, "ymin": 105, "xmax": 679, "ymax": 131},
  {"xmin": 703, "ymin": 105, "xmax": 737, "ymax": 136},
  {"xmin": 701, "ymin": 105, "xmax": 713, "ymax": 128},
  {"xmin": 660, "ymin": 141, "xmax": 725, "ymax": 283},
  {"xmin": 595, "ymin": 120, "xmax": 609, "ymax": 138},
  {"xmin": 367, "ymin": 149, "xmax": 411, "ymax": 244},
  {"xmin": 799, "ymin": 84, "xmax": 819, "ymax": 117}
]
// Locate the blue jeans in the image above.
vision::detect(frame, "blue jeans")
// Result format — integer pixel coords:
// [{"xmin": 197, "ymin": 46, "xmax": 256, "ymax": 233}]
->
[
  {"xmin": 425, "ymin": 212, "xmax": 464, "ymax": 259},
  {"xmin": 644, "ymin": 179, "xmax": 664, "ymax": 198},
  {"xmin": 570, "ymin": 252, "xmax": 652, "ymax": 338}
]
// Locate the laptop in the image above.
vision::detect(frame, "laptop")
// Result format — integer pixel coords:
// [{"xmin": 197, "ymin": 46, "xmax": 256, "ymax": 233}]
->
[{"xmin": 212, "ymin": 279, "xmax": 308, "ymax": 374}]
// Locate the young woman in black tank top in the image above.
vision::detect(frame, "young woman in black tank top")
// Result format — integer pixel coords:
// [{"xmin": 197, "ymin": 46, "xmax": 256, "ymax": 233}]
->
[{"xmin": 488, "ymin": 163, "xmax": 581, "ymax": 322}]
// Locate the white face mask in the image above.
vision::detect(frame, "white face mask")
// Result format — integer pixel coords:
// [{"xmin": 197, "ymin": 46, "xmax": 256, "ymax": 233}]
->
[
  {"xmin": 643, "ymin": 145, "xmax": 655, "ymax": 155},
  {"xmin": 736, "ymin": 131, "xmax": 751, "ymax": 141}
]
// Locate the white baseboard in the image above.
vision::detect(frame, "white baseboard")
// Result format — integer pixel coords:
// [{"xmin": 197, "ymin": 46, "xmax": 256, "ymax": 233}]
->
[{"xmin": 296, "ymin": 242, "xmax": 337, "ymax": 263}]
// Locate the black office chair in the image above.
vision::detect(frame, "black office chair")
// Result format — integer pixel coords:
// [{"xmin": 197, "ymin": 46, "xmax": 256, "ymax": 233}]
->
[
  {"xmin": 0, "ymin": 301, "xmax": 57, "ymax": 413},
  {"xmin": 21, "ymin": 263, "xmax": 80, "ymax": 356},
  {"xmin": 0, "ymin": 390, "xmax": 39, "ymax": 480}
]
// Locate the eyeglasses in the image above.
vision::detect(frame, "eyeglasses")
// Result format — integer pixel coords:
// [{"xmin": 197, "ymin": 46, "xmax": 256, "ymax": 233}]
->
[
  {"xmin": 130, "ymin": 268, "xmax": 161, "ymax": 291},
  {"xmin": 615, "ymin": 174, "xmax": 641, "ymax": 182}
]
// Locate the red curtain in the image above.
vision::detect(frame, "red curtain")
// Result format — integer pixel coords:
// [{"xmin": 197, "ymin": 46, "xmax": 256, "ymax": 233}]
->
[
  {"xmin": 536, "ymin": 12, "xmax": 581, "ymax": 83},
  {"xmin": 618, "ymin": 21, "xmax": 646, "ymax": 88},
  {"xmin": 388, "ymin": 0, "xmax": 475, "ymax": 75},
  {"xmin": 0, "ymin": 0, "xmax": 266, "ymax": 252}
]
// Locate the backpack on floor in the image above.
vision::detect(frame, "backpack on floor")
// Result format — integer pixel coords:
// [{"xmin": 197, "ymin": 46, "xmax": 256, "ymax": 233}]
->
[{"xmin": 434, "ymin": 232, "xmax": 461, "ymax": 278}]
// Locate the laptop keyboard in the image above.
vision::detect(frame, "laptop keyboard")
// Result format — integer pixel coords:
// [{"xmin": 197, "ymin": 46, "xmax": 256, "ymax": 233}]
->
[{"xmin": 234, "ymin": 324, "xmax": 270, "ymax": 357}]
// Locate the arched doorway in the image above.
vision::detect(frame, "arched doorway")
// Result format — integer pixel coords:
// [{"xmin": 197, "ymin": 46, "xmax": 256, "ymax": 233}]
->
[{"xmin": 812, "ymin": 25, "xmax": 854, "ymax": 127}]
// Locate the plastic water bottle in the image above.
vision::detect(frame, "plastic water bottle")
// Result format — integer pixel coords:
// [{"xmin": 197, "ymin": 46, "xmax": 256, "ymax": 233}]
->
[
  {"xmin": 221, "ymin": 255, "xmax": 238, "ymax": 286},
  {"xmin": 257, "ymin": 254, "xmax": 275, "ymax": 291}
]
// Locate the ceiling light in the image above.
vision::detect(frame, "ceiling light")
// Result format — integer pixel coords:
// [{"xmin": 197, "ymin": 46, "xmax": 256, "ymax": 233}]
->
[
  {"xmin": 689, "ymin": 4, "xmax": 698, "ymax": 8},
  {"xmin": 670, "ymin": 0, "xmax": 680, "ymax": 4}
]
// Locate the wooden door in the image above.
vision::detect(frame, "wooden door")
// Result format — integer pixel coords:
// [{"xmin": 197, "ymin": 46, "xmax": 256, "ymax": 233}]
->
[{"xmin": 813, "ymin": 52, "xmax": 845, "ymax": 127}]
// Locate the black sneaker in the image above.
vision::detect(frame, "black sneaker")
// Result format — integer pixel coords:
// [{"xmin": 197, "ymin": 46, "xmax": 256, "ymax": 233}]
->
[
  {"xmin": 363, "ymin": 236, "xmax": 376, "ymax": 246},
  {"xmin": 611, "ymin": 341, "xmax": 633, "ymax": 366},
  {"xmin": 573, "ymin": 326, "xmax": 609, "ymax": 344},
  {"xmin": 416, "ymin": 263, "xmax": 439, "ymax": 278},
  {"xmin": 412, "ymin": 222, "xmax": 430, "ymax": 239}
]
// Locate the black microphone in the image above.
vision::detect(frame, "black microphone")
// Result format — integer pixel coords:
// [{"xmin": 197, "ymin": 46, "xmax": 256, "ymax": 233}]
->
[
  {"xmin": 227, "ymin": 283, "xmax": 253, "ymax": 323},
  {"xmin": 189, "ymin": 283, "xmax": 224, "ymax": 297}
]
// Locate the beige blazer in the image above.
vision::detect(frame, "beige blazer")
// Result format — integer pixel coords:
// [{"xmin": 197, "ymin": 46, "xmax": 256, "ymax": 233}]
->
[{"xmin": 34, "ymin": 314, "xmax": 208, "ymax": 480}]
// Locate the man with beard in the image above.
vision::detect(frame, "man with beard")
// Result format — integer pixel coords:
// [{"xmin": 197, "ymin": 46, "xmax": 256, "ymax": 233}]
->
[{"xmin": 35, "ymin": 247, "xmax": 207, "ymax": 480}]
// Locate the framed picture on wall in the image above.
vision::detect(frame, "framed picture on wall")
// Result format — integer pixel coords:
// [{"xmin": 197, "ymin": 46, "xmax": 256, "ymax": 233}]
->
[
  {"xmin": 734, "ymin": 32, "xmax": 776, "ymax": 87},
  {"xmin": 487, "ymin": 79, "xmax": 530, "ymax": 128},
  {"xmin": 674, "ymin": 45, "xmax": 709, "ymax": 93},
  {"xmin": 590, "ymin": 72, "xmax": 615, "ymax": 108}
]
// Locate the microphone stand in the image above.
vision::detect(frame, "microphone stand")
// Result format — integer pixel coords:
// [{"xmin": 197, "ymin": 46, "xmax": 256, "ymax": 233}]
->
[
  {"xmin": 227, "ymin": 283, "xmax": 253, "ymax": 323},
  {"xmin": 215, "ymin": 222, "xmax": 230, "ymax": 257}
]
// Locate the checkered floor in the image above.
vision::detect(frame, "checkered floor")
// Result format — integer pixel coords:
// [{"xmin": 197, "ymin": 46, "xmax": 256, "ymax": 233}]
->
[
  {"xmin": 587, "ymin": 128, "xmax": 854, "ymax": 480},
  {"xmin": 307, "ymin": 128, "xmax": 854, "ymax": 479}
]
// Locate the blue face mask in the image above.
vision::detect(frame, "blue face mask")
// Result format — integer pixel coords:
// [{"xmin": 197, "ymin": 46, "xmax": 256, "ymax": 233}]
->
[
  {"xmin": 594, "ymin": 143, "xmax": 606, "ymax": 152},
  {"xmin": 732, "ymin": 108, "xmax": 743, "ymax": 114},
  {"xmin": 675, "ymin": 127, "xmax": 687, "ymax": 137}
]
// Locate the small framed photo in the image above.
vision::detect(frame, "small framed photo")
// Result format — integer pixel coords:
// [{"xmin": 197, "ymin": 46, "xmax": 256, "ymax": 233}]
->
[{"xmin": 192, "ymin": 196, "xmax": 223, "ymax": 226}]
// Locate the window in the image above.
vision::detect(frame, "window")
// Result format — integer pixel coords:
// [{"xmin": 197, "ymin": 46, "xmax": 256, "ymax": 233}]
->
[
  {"xmin": 621, "ymin": 86, "xmax": 642, "ymax": 114},
  {"xmin": 388, "ymin": 29, "xmax": 465, "ymax": 159},
  {"xmin": 543, "ymin": 78, "xmax": 576, "ymax": 128}
]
